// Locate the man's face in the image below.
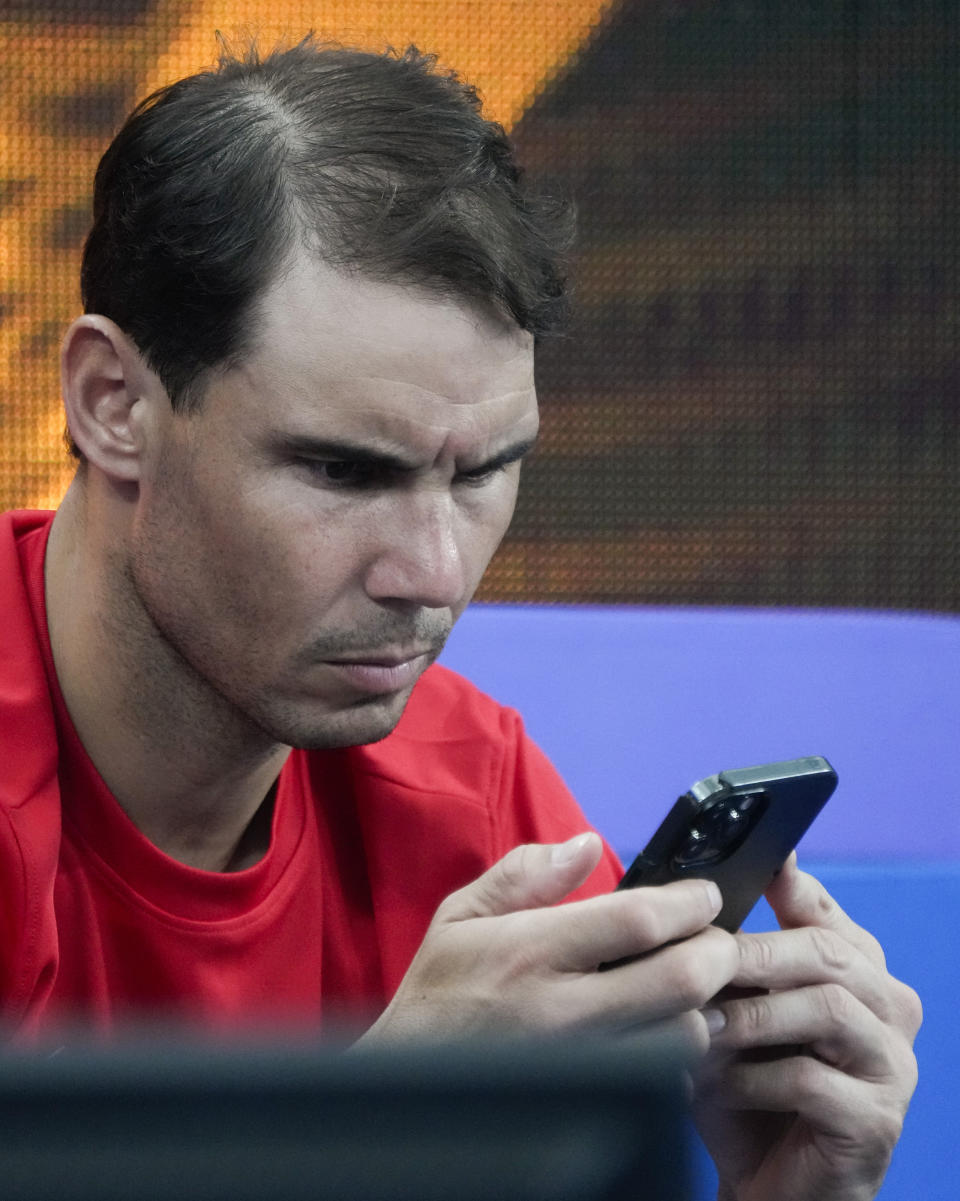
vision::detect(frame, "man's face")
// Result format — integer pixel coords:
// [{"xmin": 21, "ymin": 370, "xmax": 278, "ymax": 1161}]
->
[{"xmin": 126, "ymin": 259, "xmax": 538, "ymax": 749}]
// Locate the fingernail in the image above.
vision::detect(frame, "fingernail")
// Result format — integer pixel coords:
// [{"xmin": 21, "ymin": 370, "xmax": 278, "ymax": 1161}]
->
[
  {"xmin": 704, "ymin": 880, "xmax": 722, "ymax": 913},
  {"xmin": 702, "ymin": 1007, "xmax": 726, "ymax": 1037},
  {"xmin": 552, "ymin": 832, "xmax": 592, "ymax": 866}
]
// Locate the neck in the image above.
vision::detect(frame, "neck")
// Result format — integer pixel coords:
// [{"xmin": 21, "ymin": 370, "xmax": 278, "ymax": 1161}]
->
[{"xmin": 45, "ymin": 484, "xmax": 290, "ymax": 872}]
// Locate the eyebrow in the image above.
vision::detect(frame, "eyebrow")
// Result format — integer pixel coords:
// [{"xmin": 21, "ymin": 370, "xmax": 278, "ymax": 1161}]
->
[{"xmin": 276, "ymin": 433, "xmax": 539, "ymax": 474}]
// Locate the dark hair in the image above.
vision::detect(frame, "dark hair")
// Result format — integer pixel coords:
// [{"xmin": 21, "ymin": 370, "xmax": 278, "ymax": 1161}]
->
[{"xmin": 73, "ymin": 37, "xmax": 574, "ymax": 457}]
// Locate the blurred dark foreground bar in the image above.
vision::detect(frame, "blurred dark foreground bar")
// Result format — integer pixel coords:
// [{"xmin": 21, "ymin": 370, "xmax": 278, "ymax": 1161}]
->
[{"xmin": 0, "ymin": 1034, "xmax": 689, "ymax": 1201}]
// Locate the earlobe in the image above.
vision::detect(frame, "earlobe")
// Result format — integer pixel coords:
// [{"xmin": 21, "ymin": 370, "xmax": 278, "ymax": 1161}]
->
[{"xmin": 60, "ymin": 315, "xmax": 161, "ymax": 481}]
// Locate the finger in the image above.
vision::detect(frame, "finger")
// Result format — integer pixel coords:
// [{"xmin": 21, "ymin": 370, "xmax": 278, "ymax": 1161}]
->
[
  {"xmin": 733, "ymin": 925, "xmax": 894, "ymax": 1021},
  {"xmin": 551, "ymin": 876, "xmax": 725, "ymax": 970},
  {"xmin": 696, "ymin": 1052, "xmax": 907, "ymax": 1156},
  {"xmin": 438, "ymin": 833, "xmax": 604, "ymax": 922},
  {"xmin": 766, "ymin": 855, "xmax": 886, "ymax": 970},
  {"xmin": 749, "ymin": 869, "xmax": 922, "ymax": 1037},
  {"xmin": 565, "ymin": 925, "xmax": 738, "ymax": 1028},
  {"xmin": 706, "ymin": 983, "xmax": 897, "ymax": 1077}
]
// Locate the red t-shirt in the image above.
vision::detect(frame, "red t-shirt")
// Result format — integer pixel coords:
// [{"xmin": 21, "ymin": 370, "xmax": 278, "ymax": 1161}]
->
[{"xmin": 0, "ymin": 510, "xmax": 621, "ymax": 1038}]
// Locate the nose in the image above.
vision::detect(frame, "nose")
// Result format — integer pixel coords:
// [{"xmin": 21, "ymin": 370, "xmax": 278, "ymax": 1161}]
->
[{"xmin": 363, "ymin": 489, "xmax": 469, "ymax": 611}]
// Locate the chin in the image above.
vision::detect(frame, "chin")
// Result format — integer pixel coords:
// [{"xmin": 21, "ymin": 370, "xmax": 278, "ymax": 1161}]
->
[{"xmin": 264, "ymin": 689, "xmax": 414, "ymax": 751}]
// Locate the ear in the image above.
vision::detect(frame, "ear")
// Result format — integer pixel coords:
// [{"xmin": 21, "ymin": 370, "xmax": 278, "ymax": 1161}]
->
[{"xmin": 60, "ymin": 315, "xmax": 166, "ymax": 482}]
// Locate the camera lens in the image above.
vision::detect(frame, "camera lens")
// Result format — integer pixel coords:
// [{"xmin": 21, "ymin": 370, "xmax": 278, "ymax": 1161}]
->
[
  {"xmin": 671, "ymin": 790, "xmax": 769, "ymax": 869},
  {"xmin": 674, "ymin": 824, "xmax": 716, "ymax": 867}
]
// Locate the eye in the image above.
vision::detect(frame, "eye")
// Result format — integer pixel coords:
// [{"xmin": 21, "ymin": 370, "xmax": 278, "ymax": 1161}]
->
[
  {"xmin": 455, "ymin": 463, "xmax": 508, "ymax": 487},
  {"xmin": 303, "ymin": 459, "xmax": 382, "ymax": 488}
]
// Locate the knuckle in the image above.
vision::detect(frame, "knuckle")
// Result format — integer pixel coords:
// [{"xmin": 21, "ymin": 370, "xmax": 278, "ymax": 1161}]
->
[
  {"xmin": 498, "ymin": 843, "xmax": 535, "ymax": 892},
  {"xmin": 895, "ymin": 980, "xmax": 924, "ymax": 1038},
  {"xmin": 670, "ymin": 965, "xmax": 707, "ymax": 1011},
  {"xmin": 895, "ymin": 1040, "xmax": 920, "ymax": 1098},
  {"xmin": 737, "ymin": 994, "xmax": 773, "ymax": 1037},
  {"xmin": 787, "ymin": 1052, "xmax": 827, "ymax": 1103},
  {"xmin": 617, "ymin": 894, "xmax": 664, "ymax": 950},
  {"xmin": 821, "ymin": 1094, "xmax": 902, "ymax": 1166},
  {"xmin": 669, "ymin": 948, "xmax": 722, "ymax": 1009},
  {"xmin": 705, "ymin": 927, "xmax": 738, "ymax": 974},
  {"xmin": 432, "ymin": 889, "xmax": 463, "ymax": 924},
  {"xmin": 739, "ymin": 932, "xmax": 776, "ymax": 975},
  {"xmin": 864, "ymin": 1108, "xmax": 904, "ymax": 1161},
  {"xmin": 817, "ymin": 980, "xmax": 855, "ymax": 1026},
  {"xmin": 808, "ymin": 925, "xmax": 853, "ymax": 974},
  {"xmin": 880, "ymin": 1109, "xmax": 905, "ymax": 1152}
]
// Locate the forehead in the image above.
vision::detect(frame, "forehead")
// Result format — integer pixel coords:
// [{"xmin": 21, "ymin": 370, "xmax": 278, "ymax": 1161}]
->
[{"xmin": 219, "ymin": 258, "xmax": 537, "ymax": 452}]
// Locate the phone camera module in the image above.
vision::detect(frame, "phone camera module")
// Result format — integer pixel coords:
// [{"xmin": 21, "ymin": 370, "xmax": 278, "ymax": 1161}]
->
[{"xmin": 672, "ymin": 790, "xmax": 768, "ymax": 869}]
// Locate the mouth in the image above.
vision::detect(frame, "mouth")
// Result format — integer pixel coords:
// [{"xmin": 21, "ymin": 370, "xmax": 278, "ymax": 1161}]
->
[
  {"xmin": 326, "ymin": 647, "xmax": 436, "ymax": 667},
  {"xmin": 321, "ymin": 648, "xmax": 437, "ymax": 695}
]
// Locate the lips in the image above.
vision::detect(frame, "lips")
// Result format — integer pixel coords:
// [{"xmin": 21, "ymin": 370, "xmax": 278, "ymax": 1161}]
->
[
  {"xmin": 322, "ymin": 648, "xmax": 436, "ymax": 695},
  {"xmin": 325, "ymin": 646, "xmax": 436, "ymax": 668}
]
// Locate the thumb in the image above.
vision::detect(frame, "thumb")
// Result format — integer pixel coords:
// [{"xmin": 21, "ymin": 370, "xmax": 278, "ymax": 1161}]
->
[{"xmin": 439, "ymin": 832, "xmax": 604, "ymax": 923}]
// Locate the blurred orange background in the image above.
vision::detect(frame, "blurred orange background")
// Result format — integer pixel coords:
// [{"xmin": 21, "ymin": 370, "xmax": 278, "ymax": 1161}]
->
[
  {"xmin": 3, "ymin": 2, "xmax": 957, "ymax": 610},
  {"xmin": 0, "ymin": 0, "xmax": 613, "ymax": 511}
]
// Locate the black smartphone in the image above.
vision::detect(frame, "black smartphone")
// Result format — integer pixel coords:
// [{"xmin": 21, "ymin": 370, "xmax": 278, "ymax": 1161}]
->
[{"xmin": 615, "ymin": 755, "xmax": 838, "ymax": 935}]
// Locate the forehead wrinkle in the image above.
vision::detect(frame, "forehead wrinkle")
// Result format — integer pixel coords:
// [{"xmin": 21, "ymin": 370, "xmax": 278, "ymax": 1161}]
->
[
  {"xmin": 339, "ymin": 375, "xmax": 536, "ymax": 422},
  {"xmin": 210, "ymin": 266, "xmax": 537, "ymax": 449},
  {"xmin": 226, "ymin": 347, "xmax": 534, "ymax": 412},
  {"xmin": 303, "ymin": 390, "xmax": 538, "ymax": 465},
  {"xmin": 268, "ymin": 337, "xmax": 534, "ymax": 412},
  {"xmin": 353, "ymin": 372, "xmax": 535, "ymax": 408}
]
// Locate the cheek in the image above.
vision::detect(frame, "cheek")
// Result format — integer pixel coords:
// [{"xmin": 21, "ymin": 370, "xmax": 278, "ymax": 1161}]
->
[
  {"xmin": 215, "ymin": 517, "xmax": 325, "ymax": 625},
  {"xmin": 218, "ymin": 492, "xmax": 372, "ymax": 629},
  {"xmin": 137, "ymin": 466, "xmax": 293, "ymax": 633}
]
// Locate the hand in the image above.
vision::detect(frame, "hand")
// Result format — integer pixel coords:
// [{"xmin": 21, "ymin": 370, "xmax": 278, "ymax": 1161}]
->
[
  {"xmin": 692, "ymin": 855, "xmax": 922, "ymax": 1201},
  {"xmin": 357, "ymin": 833, "xmax": 738, "ymax": 1047}
]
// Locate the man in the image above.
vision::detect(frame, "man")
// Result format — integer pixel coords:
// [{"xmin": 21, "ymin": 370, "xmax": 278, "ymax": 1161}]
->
[{"xmin": 0, "ymin": 38, "xmax": 919, "ymax": 1200}]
